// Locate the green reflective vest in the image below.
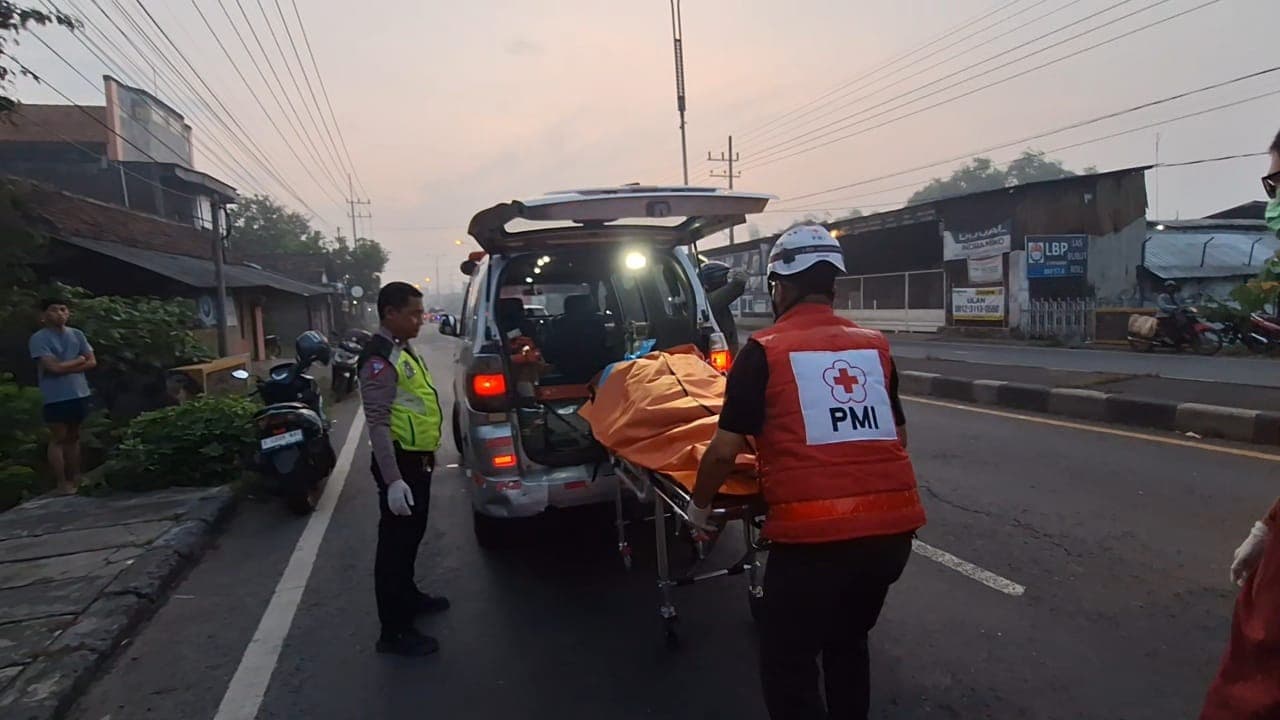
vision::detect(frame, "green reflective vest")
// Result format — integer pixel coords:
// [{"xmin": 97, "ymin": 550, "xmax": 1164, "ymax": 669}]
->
[{"xmin": 387, "ymin": 344, "xmax": 442, "ymax": 452}]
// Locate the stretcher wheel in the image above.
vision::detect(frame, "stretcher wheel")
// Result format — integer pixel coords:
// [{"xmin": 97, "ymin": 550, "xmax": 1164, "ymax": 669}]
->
[
  {"xmin": 665, "ymin": 630, "xmax": 679, "ymax": 649},
  {"xmin": 749, "ymin": 593, "xmax": 763, "ymax": 625}
]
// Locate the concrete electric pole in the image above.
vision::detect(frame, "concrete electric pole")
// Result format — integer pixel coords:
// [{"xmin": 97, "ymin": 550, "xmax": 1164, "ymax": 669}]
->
[
  {"xmin": 670, "ymin": 0, "xmax": 689, "ymax": 185},
  {"xmin": 346, "ymin": 174, "xmax": 371, "ymax": 240},
  {"xmin": 211, "ymin": 203, "xmax": 230, "ymax": 357},
  {"xmin": 707, "ymin": 135, "xmax": 741, "ymax": 244}
]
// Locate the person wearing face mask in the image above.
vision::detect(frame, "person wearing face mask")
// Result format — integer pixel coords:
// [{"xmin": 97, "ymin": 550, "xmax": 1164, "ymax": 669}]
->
[
  {"xmin": 1199, "ymin": 130, "xmax": 1280, "ymax": 720},
  {"xmin": 687, "ymin": 224, "xmax": 925, "ymax": 720}
]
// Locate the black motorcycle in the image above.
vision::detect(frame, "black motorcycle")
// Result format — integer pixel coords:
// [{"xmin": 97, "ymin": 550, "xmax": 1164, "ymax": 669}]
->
[
  {"xmin": 330, "ymin": 328, "xmax": 372, "ymax": 400},
  {"xmin": 233, "ymin": 331, "xmax": 338, "ymax": 515}
]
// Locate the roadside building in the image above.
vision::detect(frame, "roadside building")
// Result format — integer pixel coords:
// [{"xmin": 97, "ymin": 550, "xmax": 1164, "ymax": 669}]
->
[
  {"xmin": 18, "ymin": 180, "xmax": 333, "ymax": 360},
  {"xmin": 705, "ymin": 166, "xmax": 1151, "ymax": 335},
  {"xmin": 1139, "ymin": 218, "xmax": 1277, "ymax": 303}
]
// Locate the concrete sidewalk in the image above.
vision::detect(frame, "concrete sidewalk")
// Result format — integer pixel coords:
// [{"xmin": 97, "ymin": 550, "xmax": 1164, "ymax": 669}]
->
[{"xmin": 0, "ymin": 487, "xmax": 236, "ymax": 720}]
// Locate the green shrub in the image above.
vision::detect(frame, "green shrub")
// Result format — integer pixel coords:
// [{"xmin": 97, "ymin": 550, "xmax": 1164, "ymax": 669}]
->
[
  {"xmin": 0, "ymin": 373, "xmax": 47, "ymax": 508},
  {"xmin": 104, "ymin": 396, "xmax": 257, "ymax": 491}
]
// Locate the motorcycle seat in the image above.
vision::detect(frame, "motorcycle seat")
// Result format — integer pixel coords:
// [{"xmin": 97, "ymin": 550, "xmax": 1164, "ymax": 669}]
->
[{"xmin": 255, "ymin": 402, "xmax": 312, "ymax": 417}]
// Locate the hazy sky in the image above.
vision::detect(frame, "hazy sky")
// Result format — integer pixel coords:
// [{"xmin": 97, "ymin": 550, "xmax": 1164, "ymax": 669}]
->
[{"xmin": 14, "ymin": 0, "xmax": 1279, "ymax": 294}]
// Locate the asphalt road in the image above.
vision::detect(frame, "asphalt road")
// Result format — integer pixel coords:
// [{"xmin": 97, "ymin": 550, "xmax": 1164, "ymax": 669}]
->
[
  {"xmin": 888, "ymin": 337, "xmax": 1280, "ymax": 388},
  {"xmin": 736, "ymin": 318, "xmax": 1280, "ymax": 388},
  {"xmin": 67, "ymin": 333, "xmax": 1280, "ymax": 720}
]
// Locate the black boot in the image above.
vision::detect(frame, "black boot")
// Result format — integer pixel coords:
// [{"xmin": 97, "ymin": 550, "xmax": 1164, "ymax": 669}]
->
[
  {"xmin": 413, "ymin": 592, "xmax": 451, "ymax": 616},
  {"xmin": 376, "ymin": 627, "xmax": 440, "ymax": 657}
]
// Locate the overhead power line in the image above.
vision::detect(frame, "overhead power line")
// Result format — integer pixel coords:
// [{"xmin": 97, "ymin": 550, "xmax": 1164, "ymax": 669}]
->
[
  {"xmin": 222, "ymin": 0, "xmax": 345, "ymax": 196},
  {"xmin": 248, "ymin": 0, "xmax": 350, "ymax": 186},
  {"xmin": 689, "ymin": 0, "xmax": 1051, "ymax": 180},
  {"xmin": 288, "ymin": 0, "xmax": 368, "ymax": 200},
  {"xmin": 176, "ymin": 0, "xmax": 346, "ymax": 219},
  {"xmin": 775, "ymin": 87, "xmax": 1280, "ymax": 214},
  {"xmin": 24, "ymin": 29, "xmax": 271, "ymax": 196},
  {"xmin": 771, "ymin": 65, "xmax": 1280, "ymax": 210},
  {"xmin": 740, "ymin": 0, "xmax": 1221, "ymax": 173},
  {"xmin": 109, "ymin": 0, "xmax": 336, "ymax": 221},
  {"xmin": 743, "ymin": 0, "xmax": 1162, "ymax": 167},
  {"xmin": 734, "ymin": 0, "xmax": 1028, "ymax": 145},
  {"xmin": 744, "ymin": 0, "xmax": 1073, "ymax": 153},
  {"xmin": 7, "ymin": 105, "xmax": 200, "ymax": 201},
  {"xmin": 270, "ymin": 0, "xmax": 356, "ymax": 192}
]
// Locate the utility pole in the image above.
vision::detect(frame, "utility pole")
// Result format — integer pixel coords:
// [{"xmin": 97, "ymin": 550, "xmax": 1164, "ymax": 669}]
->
[
  {"xmin": 708, "ymin": 135, "xmax": 741, "ymax": 244},
  {"xmin": 670, "ymin": 0, "xmax": 689, "ymax": 185},
  {"xmin": 211, "ymin": 203, "xmax": 229, "ymax": 357},
  {"xmin": 346, "ymin": 173, "xmax": 371, "ymax": 240}
]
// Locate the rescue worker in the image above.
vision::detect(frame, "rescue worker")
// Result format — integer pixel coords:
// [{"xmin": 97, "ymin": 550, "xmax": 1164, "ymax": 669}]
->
[
  {"xmin": 358, "ymin": 281, "xmax": 449, "ymax": 657},
  {"xmin": 700, "ymin": 260, "xmax": 749, "ymax": 353},
  {"xmin": 1156, "ymin": 280, "xmax": 1189, "ymax": 345},
  {"xmin": 688, "ymin": 224, "xmax": 926, "ymax": 720},
  {"xmin": 1199, "ymin": 129, "xmax": 1280, "ymax": 719}
]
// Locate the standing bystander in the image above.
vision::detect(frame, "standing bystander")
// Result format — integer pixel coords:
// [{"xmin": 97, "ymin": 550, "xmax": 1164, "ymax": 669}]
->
[{"xmin": 28, "ymin": 298, "xmax": 96, "ymax": 495}]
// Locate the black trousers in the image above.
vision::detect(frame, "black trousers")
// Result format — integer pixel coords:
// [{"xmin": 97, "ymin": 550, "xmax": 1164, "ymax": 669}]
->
[
  {"xmin": 371, "ymin": 448, "xmax": 434, "ymax": 637},
  {"xmin": 759, "ymin": 532, "xmax": 914, "ymax": 720}
]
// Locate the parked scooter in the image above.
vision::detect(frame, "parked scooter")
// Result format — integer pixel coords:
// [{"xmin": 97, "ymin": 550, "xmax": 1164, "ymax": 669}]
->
[
  {"xmin": 1222, "ymin": 313, "xmax": 1280, "ymax": 354},
  {"xmin": 330, "ymin": 328, "xmax": 372, "ymax": 399},
  {"xmin": 1127, "ymin": 309, "xmax": 1222, "ymax": 355},
  {"xmin": 233, "ymin": 331, "xmax": 337, "ymax": 515}
]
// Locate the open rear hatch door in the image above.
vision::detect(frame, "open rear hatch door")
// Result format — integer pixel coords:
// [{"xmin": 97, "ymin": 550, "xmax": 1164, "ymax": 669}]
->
[{"xmin": 467, "ymin": 186, "xmax": 773, "ymax": 254}]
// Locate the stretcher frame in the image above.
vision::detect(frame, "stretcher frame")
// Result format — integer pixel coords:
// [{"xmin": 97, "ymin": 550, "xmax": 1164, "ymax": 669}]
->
[{"xmin": 610, "ymin": 456, "xmax": 768, "ymax": 646}]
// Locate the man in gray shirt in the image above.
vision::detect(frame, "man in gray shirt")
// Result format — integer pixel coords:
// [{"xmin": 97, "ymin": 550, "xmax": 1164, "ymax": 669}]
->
[{"xmin": 28, "ymin": 298, "xmax": 96, "ymax": 495}]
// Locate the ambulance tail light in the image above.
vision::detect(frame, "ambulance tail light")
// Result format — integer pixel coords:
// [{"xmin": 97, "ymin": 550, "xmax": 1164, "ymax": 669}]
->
[
  {"xmin": 467, "ymin": 354, "xmax": 509, "ymax": 413},
  {"xmin": 484, "ymin": 436, "xmax": 518, "ymax": 473},
  {"xmin": 708, "ymin": 332, "xmax": 731, "ymax": 373}
]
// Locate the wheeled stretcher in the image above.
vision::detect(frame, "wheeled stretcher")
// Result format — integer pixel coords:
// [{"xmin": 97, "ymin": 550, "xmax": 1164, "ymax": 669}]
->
[{"xmin": 610, "ymin": 456, "xmax": 768, "ymax": 646}]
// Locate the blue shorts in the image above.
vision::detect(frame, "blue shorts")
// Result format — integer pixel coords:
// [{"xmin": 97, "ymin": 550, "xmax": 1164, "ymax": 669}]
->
[{"xmin": 43, "ymin": 397, "xmax": 89, "ymax": 426}]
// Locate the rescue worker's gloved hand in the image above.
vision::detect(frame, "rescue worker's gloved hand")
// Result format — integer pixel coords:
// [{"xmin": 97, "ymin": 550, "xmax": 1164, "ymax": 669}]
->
[
  {"xmin": 727, "ymin": 268, "xmax": 749, "ymax": 286},
  {"xmin": 1230, "ymin": 521, "xmax": 1269, "ymax": 586},
  {"xmin": 686, "ymin": 502, "xmax": 714, "ymax": 533},
  {"xmin": 386, "ymin": 479, "xmax": 415, "ymax": 517}
]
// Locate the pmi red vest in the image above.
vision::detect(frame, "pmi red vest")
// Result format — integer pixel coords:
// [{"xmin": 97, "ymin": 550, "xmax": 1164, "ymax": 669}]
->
[{"xmin": 753, "ymin": 303, "xmax": 926, "ymax": 543}]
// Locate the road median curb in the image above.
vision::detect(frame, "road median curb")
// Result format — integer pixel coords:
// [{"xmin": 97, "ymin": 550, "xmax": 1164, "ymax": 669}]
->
[{"xmin": 900, "ymin": 371, "xmax": 1277, "ymax": 445}]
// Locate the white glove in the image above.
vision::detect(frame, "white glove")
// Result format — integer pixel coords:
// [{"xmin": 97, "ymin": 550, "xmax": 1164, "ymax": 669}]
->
[
  {"xmin": 686, "ymin": 502, "xmax": 714, "ymax": 533},
  {"xmin": 727, "ymin": 268, "xmax": 750, "ymax": 285},
  {"xmin": 1230, "ymin": 521, "xmax": 1269, "ymax": 586},
  {"xmin": 386, "ymin": 479, "xmax": 415, "ymax": 517}
]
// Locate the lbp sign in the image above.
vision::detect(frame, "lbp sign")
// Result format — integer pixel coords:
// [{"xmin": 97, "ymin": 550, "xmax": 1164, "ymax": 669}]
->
[{"xmin": 1026, "ymin": 235, "xmax": 1088, "ymax": 278}]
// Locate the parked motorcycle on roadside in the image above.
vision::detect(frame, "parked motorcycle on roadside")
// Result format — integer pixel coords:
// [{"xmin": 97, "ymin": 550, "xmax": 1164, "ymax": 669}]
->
[
  {"xmin": 233, "ymin": 330, "xmax": 337, "ymax": 515},
  {"xmin": 330, "ymin": 328, "xmax": 372, "ymax": 400},
  {"xmin": 1220, "ymin": 312, "xmax": 1280, "ymax": 354},
  {"xmin": 1127, "ymin": 309, "xmax": 1222, "ymax": 355}
]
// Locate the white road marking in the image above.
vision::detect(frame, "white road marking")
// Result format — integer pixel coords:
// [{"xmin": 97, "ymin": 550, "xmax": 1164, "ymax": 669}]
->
[
  {"xmin": 905, "ymin": 395, "xmax": 1280, "ymax": 463},
  {"xmin": 912, "ymin": 539, "xmax": 1026, "ymax": 597},
  {"xmin": 212, "ymin": 410, "xmax": 366, "ymax": 720}
]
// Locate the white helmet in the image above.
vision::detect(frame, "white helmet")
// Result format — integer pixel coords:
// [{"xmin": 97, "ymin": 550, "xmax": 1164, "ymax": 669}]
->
[{"xmin": 767, "ymin": 224, "xmax": 846, "ymax": 277}]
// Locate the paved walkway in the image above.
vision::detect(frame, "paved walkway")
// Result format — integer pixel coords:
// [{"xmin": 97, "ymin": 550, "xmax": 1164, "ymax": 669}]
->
[{"xmin": 0, "ymin": 487, "xmax": 235, "ymax": 720}]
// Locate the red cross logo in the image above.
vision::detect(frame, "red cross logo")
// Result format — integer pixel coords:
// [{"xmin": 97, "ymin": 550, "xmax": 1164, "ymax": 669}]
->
[{"xmin": 822, "ymin": 360, "xmax": 867, "ymax": 404}]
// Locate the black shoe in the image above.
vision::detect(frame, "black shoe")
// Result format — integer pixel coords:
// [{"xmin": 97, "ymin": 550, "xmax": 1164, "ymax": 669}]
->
[
  {"xmin": 413, "ymin": 593, "xmax": 451, "ymax": 615},
  {"xmin": 376, "ymin": 628, "xmax": 440, "ymax": 657}
]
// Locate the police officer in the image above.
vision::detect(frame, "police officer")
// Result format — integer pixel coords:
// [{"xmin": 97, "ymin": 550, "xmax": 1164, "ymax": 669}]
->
[
  {"xmin": 358, "ymin": 281, "xmax": 449, "ymax": 656},
  {"xmin": 689, "ymin": 225, "xmax": 926, "ymax": 720}
]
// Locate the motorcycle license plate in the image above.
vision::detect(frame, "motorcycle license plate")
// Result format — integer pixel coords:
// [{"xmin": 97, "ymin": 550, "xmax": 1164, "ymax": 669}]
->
[{"xmin": 261, "ymin": 429, "xmax": 305, "ymax": 451}]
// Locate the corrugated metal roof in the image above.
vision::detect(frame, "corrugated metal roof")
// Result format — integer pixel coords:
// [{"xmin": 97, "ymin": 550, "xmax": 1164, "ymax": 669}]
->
[
  {"xmin": 1143, "ymin": 229, "xmax": 1278, "ymax": 280},
  {"xmin": 59, "ymin": 236, "xmax": 333, "ymax": 296}
]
